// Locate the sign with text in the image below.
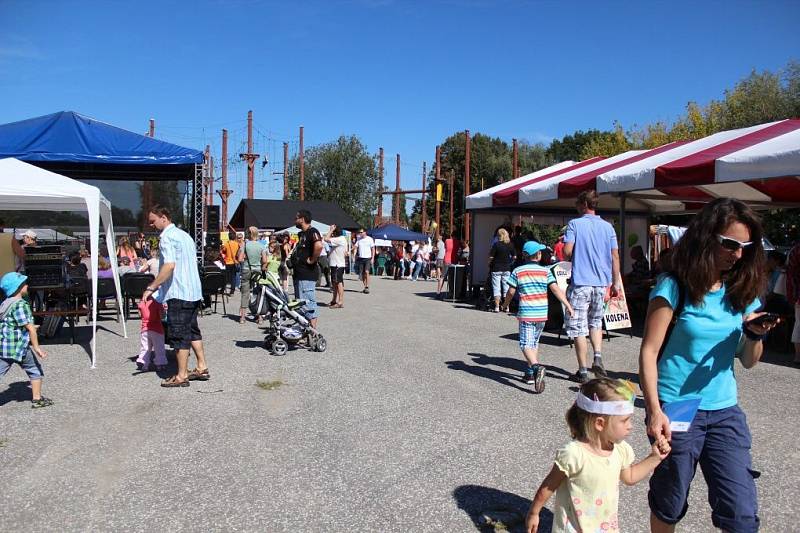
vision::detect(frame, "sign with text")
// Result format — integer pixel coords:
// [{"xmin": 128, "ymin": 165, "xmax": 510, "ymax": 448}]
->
[
  {"xmin": 604, "ymin": 278, "xmax": 632, "ymax": 331},
  {"xmin": 550, "ymin": 261, "xmax": 632, "ymax": 331}
]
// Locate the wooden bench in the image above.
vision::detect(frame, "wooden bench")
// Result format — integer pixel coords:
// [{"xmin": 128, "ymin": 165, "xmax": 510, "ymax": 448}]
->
[{"xmin": 33, "ymin": 309, "xmax": 88, "ymax": 345}]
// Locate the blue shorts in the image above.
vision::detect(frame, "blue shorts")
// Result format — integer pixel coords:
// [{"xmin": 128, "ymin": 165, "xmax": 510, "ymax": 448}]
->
[
  {"xmin": 648, "ymin": 405, "xmax": 759, "ymax": 532},
  {"xmin": 0, "ymin": 348, "xmax": 44, "ymax": 381},
  {"xmin": 518, "ymin": 321, "xmax": 545, "ymax": 350},
  {"xmin": 491, "ymin": 271, "xmax": 511, "ymax": 298},
  {"xmin": 293, "ymin": 279, "xmax": 319, "ymax": 319}
]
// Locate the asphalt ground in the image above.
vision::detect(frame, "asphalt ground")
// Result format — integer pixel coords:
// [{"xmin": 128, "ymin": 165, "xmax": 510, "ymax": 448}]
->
[{"xmin": 1, "ymin": 274, "xmax": 797, "ymax": 532}]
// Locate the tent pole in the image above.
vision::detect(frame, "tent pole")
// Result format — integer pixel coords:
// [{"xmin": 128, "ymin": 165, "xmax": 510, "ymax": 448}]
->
[{"xmin": 619, "ymin": 192, "xmax": 626, "ymax": 276}]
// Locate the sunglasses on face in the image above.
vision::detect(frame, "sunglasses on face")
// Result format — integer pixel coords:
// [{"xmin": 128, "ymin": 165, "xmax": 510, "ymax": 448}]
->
[{"xmin": 716, "ymin": 234, "xmax": 753, "ymax": 251}]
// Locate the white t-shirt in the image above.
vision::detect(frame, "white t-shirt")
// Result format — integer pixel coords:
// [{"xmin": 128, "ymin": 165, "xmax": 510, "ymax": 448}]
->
[
  {"xmin": 355, "ymin": 236, "xmax": 375, "ymax": 259},
  {"xmin": 327, "ymin": 236, "xmax": 348, "ymax": 267}
]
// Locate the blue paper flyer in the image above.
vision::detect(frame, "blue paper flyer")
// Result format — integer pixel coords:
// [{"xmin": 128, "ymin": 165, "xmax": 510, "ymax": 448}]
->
[{"xmin": 663, "ymin": 397, "xmax": 702, "ymax": 432}]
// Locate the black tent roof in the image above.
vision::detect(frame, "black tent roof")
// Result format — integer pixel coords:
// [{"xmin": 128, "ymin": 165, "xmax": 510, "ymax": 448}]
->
[{"xmin": 229, "ymin": 199, "xmax": 360, "ymax": 231}]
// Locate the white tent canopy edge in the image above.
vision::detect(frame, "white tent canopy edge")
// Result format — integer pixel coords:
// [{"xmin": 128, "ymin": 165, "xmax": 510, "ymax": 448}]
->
[{"xmin": 0, "ymin": 157, "xmax": 127, "ymax": 368}]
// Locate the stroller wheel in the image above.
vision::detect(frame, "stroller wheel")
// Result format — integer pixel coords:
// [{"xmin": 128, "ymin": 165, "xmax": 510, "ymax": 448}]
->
[
  {"xmin": 314, "ymin": 336, "xmax": 327, "ymax": 353},
  {"xmin": 264, "ymin": 335, "xmax": 276, "ymax": 351},
  {"xmin": 272, "ymin": 339, "xmax": 288, "ymax": 356}
]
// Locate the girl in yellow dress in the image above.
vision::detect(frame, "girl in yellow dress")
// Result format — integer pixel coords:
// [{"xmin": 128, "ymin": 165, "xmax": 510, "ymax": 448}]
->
[{"xmin": 526, "ymin": 378, "xmax": 670, "ymax": 532}]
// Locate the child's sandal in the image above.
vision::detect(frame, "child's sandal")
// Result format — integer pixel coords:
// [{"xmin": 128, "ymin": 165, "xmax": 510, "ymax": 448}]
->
[{"xmin": 31, "ymin": 397, "xmax": 54, "ymax": 409}]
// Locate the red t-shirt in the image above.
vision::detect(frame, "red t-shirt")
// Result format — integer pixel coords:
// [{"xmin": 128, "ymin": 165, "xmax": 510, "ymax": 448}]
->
[
  {"xmin": 138, "ymin": 299, "xmax": 164, "ymax": 334},
  {"xmin": 553, "ymin": 241, "xmax": 565, "ymax": 262},
  {"xmin": 444, "ymin": 238, "xmax": 460, "ymax": 265}
]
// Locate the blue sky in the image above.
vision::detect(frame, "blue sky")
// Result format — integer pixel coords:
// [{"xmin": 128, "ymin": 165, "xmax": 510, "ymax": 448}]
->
[{"xmin": 1, "ymin": 0, "xmax": 798, "ymax": 215}]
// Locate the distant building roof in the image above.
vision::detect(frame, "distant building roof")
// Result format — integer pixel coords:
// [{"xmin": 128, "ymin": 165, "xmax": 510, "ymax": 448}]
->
[{"xmin": 228, "ymin": 199, "xmax": 360, "ymax": 231}]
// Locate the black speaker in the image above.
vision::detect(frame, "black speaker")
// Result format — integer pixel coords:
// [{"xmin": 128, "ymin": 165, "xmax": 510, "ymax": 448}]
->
[
  {"xmin": 206, "ymin": 205, "xmax": 220, "ymax": 231},
  {"xmin": 207, "ymin": 232, "xmax": 221, "ymax": 249}
]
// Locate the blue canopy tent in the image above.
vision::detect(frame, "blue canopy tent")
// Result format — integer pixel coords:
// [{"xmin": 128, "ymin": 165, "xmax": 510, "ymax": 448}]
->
[
  {"xmin": 367, "ymin": 223, "xmax": 428, "ymax": 242},
  {"xmin": 0, "ymin": 111, "xmax": 203, "ymax": 179},
  {"xmin": 0, "ymin": 111, "xmax": 206, "ymax": 254}
]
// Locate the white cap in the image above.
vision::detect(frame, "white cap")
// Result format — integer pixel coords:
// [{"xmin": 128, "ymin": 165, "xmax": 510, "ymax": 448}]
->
[{"xmin": 23, "ymin": 230, "xmax": 37, "ymax": 239}]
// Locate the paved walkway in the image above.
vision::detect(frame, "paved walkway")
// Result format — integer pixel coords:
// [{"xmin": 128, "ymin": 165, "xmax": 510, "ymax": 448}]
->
[{"xmin": 1, "ymin": 274, "xmax": 796, "ymax": 532}]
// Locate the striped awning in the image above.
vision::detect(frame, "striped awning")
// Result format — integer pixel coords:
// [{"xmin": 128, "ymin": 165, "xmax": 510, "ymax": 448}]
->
[
  {"xmin": 598, "ymin": 119, "xmax": 800, "ymax": 209},
  {"xmin": 466, "ymin": 119, "xmax": 800, "ymax": 213}
]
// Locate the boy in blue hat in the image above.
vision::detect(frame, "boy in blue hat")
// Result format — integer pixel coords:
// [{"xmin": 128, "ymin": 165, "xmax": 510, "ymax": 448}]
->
[
  {"xmin": 0, "ymin": 272, "xmax": 53, "ymax": 408},
  {"xmin": 502, "ymin": 241, "xmax": 573, "ymax": 392}
]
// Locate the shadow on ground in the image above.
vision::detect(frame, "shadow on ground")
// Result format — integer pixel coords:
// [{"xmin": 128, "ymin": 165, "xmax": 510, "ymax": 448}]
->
[
  {"xmin": 235, "ymin": 340, "xmax": 266, "ymax": 350},
  {"xmin": 0, "ymin": 381, "xmax": 32, "ymax": 406},
  {"xmin": 453, "ymin": 484, "xmax": 553, "ymax": 532},
  {"xmin": 446, "ymin": 353, "xmax": 578, "ymax": 394}
]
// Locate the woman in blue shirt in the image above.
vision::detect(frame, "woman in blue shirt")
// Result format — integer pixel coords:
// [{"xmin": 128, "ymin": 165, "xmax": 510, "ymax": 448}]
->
[{"xmin": 639, "ymin": 198, "xmax": 777, "ymax": 533}]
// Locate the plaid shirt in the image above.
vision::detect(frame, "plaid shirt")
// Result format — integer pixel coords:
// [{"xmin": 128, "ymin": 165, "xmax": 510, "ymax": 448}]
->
[{"xmin": 0, "ymin": 298, "xmax": 32, "ymax": 362}]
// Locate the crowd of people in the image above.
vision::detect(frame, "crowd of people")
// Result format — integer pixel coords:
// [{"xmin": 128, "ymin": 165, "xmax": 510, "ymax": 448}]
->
[{"xmin": 2, "ymin": 194, "xmax": 799, "ymax": 531}]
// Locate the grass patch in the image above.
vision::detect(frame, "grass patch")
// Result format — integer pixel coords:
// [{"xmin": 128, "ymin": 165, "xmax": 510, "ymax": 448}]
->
[
  {"xmin": 255, "ymin": 379, "xmax": 284, "ymax": 391},
  {"xmin": 0, "ymin": 438, "xmax": 7, "ymax": 448}
]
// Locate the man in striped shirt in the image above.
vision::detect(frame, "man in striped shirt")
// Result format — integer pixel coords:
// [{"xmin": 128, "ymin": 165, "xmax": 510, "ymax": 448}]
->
[{"xmin": 503, "ymin": 241, "xmax": 573, "ymax": 393}]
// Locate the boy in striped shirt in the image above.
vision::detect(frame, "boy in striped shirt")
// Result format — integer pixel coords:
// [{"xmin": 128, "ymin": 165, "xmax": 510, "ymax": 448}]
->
[{"xmin": 503, "ymin": 241, "xmax": 573, "ymax": 392}]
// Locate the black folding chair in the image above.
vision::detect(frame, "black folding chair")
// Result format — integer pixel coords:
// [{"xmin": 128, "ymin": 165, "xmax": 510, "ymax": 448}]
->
[
  {"xmin": 201, "ymin": 271, "xmax": 227, "ymax": 315},
  {"xmin": 121, "ymin": 273, "xmax": 155, "ymax": 319},
  {"xmin": 67, "ymin": 276, "xmax": 90, "ymax": 315},
  {"xmin": 90, "ymin": 277, "xmax": 121, "ymax": 322}
]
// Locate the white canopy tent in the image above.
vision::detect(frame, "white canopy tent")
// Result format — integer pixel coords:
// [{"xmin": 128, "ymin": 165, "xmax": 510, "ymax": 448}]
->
[
  {"xmin": 0, "ymin": 158, "xmax": 127, "ymax": 367},
  {"xmin": 275, "ymin": 220, "xmax": 331, "ymax": 235}
]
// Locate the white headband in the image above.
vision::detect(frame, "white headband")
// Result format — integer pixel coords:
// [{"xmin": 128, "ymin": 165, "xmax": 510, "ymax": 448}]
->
[{"xmin": 575, "ymin": 393, "xmax": 634, "ymax": 415}]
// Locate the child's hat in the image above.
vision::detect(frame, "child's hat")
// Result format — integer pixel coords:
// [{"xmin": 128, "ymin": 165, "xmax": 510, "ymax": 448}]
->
[
  {"xmin": 523, "ymin": 241, "xmax": 546, "ymax": 256},
  {"xmin": 0, "ymin": 272, "xmax": 28, "ymax": 297}
]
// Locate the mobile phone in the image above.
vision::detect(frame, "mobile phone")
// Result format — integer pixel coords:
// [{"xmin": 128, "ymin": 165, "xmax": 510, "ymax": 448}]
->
[{"xmin": 746, "ymin": 313, "xmax": 780, "ymax": 327}]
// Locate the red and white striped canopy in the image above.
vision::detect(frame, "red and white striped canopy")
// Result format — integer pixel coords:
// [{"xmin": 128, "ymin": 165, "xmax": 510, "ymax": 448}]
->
[
  {"xmin": 598, "ymin": 119, "xmax": 800, "ymax": 209},
  {"xmin": 466, "ymin": 119, "xmax": 800, "ymax": 213},
  {"xmin": 465, "ymin": 160, "xmax": 578, "ymax": 210}
]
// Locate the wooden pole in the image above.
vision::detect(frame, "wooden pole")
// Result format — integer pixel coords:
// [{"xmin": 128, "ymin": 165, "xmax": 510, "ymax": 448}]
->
[
  {"xmin": 283, "ymin": 142, "xmax": 289, "ymax": 200},
  {"xmin": 220, "ymin": 129, "xmax": 231, "ymax": 227},
  {"xmin": 448, "ymin": 170, "xmax": 454, "ymax": 236},
  {"xmin": 512, "ymin": 138, "xmax": 519, "ymax": 181},
  {"xmin": 395, "ymin": 154, "xmax": 401, "ymax": 224},
  {"xmin": 376, "ymin": 147, "xmax": 384, "ymax": 225},
  {"xmin": 299, "ymin": 125, "xmax": 305, "ymax": 201},
  {"xmin": 247, "ymin": 111, "xmax": 254, "ymax": 199},
  {"xmin": 464, "ymin": 130, "xmax": 471, "ymax": 242},
  {"xmin": 435, "ymin": 146, "xmax": 441, "ymax": 239},
  {"xmin": 141, "ymin": 119, "xmax": 155, "ymax": 228},
  {"xmin": 421, "ymin": 161, "xmax": 427, "ymax": 231}
]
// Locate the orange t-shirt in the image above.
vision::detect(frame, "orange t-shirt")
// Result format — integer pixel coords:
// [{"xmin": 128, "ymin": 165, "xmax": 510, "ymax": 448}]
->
[{"xmin": 223, "ymin": 240, "xmax": 239, "ymax": 266}]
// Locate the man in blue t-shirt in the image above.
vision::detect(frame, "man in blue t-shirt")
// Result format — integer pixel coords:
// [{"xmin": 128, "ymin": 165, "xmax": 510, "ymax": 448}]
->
[{"xmin": 563, "ymin": 190, "xmax": 620, "ymax": 383}]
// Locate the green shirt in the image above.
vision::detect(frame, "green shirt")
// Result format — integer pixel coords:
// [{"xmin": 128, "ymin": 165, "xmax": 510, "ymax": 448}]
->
[
  {"xmin": 266, "ymin": 253, "xmax": 281, "ymax": 275},
  {"xmin": 241, "ymin": 241, "xmax": 264, "ymax": 272},
  {"xmin": 0, "ymin": 298, "xmax": 33, "ymax": 362}
]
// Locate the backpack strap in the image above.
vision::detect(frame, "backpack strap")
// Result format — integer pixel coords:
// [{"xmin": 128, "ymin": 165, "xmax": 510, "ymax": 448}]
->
[{"xmin": 657, "ymin": 273, "xmax": 685, "ymax": 363}]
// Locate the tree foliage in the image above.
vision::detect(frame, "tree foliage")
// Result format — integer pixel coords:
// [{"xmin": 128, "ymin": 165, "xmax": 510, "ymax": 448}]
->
[{"xmin": 287, "ymin": 135, "xmax": 379, "ymax": 229}]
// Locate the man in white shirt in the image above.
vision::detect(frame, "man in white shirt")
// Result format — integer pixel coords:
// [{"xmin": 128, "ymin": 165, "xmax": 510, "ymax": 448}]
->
[
  {"xmin": 354, "ymin": 228, "xmax": 375, "ymax": 294},
  {"xmin": 324, "ymin": 225, "xmax": 348, "ymax": 308}
]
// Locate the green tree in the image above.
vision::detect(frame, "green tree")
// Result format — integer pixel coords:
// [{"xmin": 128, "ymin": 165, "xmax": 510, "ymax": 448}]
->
[
  {"xmin": 424, "ymin": 132, "xmax": 515, "ymax": 237},
  {"xmin": 518, "ymin": 141, "xmax": 554, "ymax": 175},
  {"xmin": 545, "ymin": 129, "xmax": 610, "ymax": 162},
  {"xmin": 287, "ymin": 135, "xmax": 379, "ymax": 228},
  {"xmin": 578, "ymin": 123, "xmax": 632, "ymax": 159}
]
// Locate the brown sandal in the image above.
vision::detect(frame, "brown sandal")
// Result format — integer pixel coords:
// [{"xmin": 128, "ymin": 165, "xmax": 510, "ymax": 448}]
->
[
  {"xmin": 330, "ymin": 303, "xmax": 343, "ymax": 309},
  {"xmin": 187, "ymin": 368, "xmax": 210, "ymax": 381},
  {"xmin": 161, "ymin": 375, "xmax": 189, "ymax": 388}
]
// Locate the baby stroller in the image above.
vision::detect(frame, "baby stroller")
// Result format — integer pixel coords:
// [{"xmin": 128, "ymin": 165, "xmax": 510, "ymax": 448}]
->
[{"xmin": 249, "ymin": 271, "xmax": 328, "ymax": 356}]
